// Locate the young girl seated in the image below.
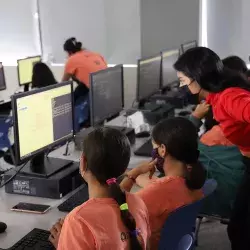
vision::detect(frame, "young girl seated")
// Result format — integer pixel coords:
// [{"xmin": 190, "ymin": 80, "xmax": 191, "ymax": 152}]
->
[
  {"xmin": 50, "ymin": 128, "xmax": 150, "ymax": 249},
  {"xmin": 120, "ymin": 117, "xmax": 206, "ymax": 249}
]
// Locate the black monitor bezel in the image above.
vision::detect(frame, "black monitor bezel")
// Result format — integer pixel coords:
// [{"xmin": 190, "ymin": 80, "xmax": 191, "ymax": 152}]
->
[
  {"xmin": 17, "ymin": 55, "xmax": 42, "ymax": 86},
  {"xmin": 89, "ymin": 64, "xmax": 124, "ymax": 127},
  {"xmin": 136, "ymin": 53, "xmax": 162, "ymax": 102},
  {"xmin": 12, "ymin": 81, "xmax": 74, "ymax": 164},
  {"xmin": 160, "ymin": 48, "xmax": 180, "ymax": 88},
  {"xmin": 0, "ymin": 62, "xmax": 7, "ymax": 91},
  {"xmin": 181, "ymin": 40, "xmax": 198, "ymax": 54}
]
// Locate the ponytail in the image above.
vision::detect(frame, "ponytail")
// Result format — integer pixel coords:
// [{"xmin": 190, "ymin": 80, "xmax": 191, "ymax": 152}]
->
[
  {"xmin": 108, "ymin": 181, "xmax": 142, "ymax": 250},
  {"xmin": 64, "ymin": 37, "xmax": 82, "ymax": 54},
  {"xmin": 185, "ymin": 161, "xmax": 206, "ymax": 190}
]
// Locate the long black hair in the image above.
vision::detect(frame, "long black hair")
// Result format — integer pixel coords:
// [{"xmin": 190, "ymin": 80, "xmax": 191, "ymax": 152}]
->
[
  {"xmin": 152, "ymin": 117, "xmax": 206, "ymax": 189},
  {"xmin": 174, "ymin": 47, "xmax": 250, "ymax": 93},
  {"xmin": 64, "ymin": 37, "xmax": 82, "ymax": 54},
  {"xmin": 222, "ymin": 56, "xmax": 248, "ymax": 75},
  {"xmin": 83, "ymin": 128, "xmax": 142, "ymax": 250},
  {"xmin": 32, "ymin": 62, "xmax": 57, "ymax": 88}
]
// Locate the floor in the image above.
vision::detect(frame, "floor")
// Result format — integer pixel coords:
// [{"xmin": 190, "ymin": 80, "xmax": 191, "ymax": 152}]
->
[{"xmin": 197, "ymin": 220, "xmax": 231, "ymax": 250}]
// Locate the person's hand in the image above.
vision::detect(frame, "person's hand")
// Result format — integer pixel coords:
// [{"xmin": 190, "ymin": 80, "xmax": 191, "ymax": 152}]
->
[
  {"xmin": 49, "ymin": 218, "xmax": 65, "ymax": 248},
  {"xmin": 192, "ymin": 102, "xmax": 210, "ymax": 120},
  {"xmin": 136, "ymin": 159, "xmax": 157, "ymax": 179}
]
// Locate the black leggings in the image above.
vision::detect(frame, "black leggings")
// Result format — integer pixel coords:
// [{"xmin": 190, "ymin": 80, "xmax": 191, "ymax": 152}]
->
[{"xmin": 228, "ymin": 156, "xmax": 250, "ymax": 249}]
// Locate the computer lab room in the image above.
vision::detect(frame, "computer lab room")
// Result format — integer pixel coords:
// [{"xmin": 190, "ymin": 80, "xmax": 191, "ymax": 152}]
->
[{"xmin": 0, "ymin": 0, "xmax": 249, "ymax": 249}]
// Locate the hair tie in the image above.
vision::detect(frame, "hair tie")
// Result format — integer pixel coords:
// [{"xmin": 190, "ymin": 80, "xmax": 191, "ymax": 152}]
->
[
  {"xmin": 106, "ymin": 178, "xmax": 117, "ymax": 185},
  {"xmin": 120, "ymin": 203, "xmax": 129, "ymax": 211},
  {"xmin": 130, "ymin": 229, "xmax": 139, "ymax": 237}
]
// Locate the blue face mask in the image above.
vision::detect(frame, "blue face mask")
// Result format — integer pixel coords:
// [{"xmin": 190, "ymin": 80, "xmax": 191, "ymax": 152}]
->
[{"xmin": 152, "ymin": 148, "xmax": 165, "ymax": 173}]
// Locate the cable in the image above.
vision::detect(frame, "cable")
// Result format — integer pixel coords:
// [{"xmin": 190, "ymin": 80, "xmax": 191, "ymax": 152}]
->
[{"xmin": 0, "ymin": 160, "xmax": 30, "ymax": 188}]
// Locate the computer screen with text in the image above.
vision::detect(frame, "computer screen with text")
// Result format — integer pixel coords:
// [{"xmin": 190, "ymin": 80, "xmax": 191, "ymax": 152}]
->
[
  {"xmin": 137, "ymin": 55, "xmax": 161, "ymax": 101},
  {"xmin": 14, "ymin": 82, "xmax": 73, "ymax": 160},
  {"xmin": 17, "ymin": 56, "xmax": 41, "ymax": 85},
  {"xmin": 0, "ymin": 62, "xmax": 6, "ymax": 91},
  {"xmin": 90, "ymin": 65, "xmax": 124, "ymax": 126},
  {"xmin": 161, "ymin": 49, "xmax": 179, "ymax": 87}
]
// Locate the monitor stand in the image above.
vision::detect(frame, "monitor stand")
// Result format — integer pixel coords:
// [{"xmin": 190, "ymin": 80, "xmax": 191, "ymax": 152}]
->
[
  {"xmin": 20, "ymin": 152, "xmax": 73, "ymax": 178},
  {"xmin": 24, "ymin": 84, "xmax": 30, "ymax": 92}
]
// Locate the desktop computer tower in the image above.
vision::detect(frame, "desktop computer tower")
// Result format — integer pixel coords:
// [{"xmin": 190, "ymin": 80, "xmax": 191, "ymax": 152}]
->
[{"xmin": 4, "ymin": 162, "xmax": 83, "ymax": 199}]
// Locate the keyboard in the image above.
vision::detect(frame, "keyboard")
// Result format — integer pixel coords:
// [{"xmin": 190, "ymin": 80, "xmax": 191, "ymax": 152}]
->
[
  {"xmin": 57, "ymin": 184, "xmax": 89, "ymax": 212},
  {"xmin": 9, "ymin": 228, "xmax": 54, "ymax": 250},
  {"xmin": 134, "ymin": 139, "xmax": 152, "ymax": 157}
]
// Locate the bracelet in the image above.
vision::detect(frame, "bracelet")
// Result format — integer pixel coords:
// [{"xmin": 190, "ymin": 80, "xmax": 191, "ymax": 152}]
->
[{"xmin": 124, "ymin": 174, "xmax": 136, "ymax": 183}]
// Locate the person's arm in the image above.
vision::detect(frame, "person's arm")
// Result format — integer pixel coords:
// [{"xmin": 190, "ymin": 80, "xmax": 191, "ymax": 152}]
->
[
  {"xmin": 120, "ymin": 160, "xmax": 157, "ymax": 192},
  {"xmin": 189, "ymin": 102, "xmax": 210, "ymax": 129},
  {"xmin": 62, "ymin": 72, "xmax": 71, "ymax": 82}
]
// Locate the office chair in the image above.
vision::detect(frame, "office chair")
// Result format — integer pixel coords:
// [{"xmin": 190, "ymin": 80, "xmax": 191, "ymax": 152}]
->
[
  {"xmin": 177, "ymin": 234, "xmax": 194, "ymax": 250},
  {"xmin": 0, "ymin": 116, "xmax": 16, "ymax": 167},
  {"xmin": 195, "ymin": 179, "xmax": 218, "ymax": 245},
  {"xmin": 158, "ymin": 179, "xmax": 217, "ymax": 250}
]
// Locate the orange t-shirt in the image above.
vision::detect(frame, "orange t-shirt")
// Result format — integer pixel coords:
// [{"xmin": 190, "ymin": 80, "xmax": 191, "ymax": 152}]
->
[
  {"xmin": 65, "ymin": 50, "xmax": 107, "ymax": 88},
  {"xmin": 200, "ymin": 125, "xmax": 233, "ymax": 147},
  {"xmin": 137, "ymin": 176, "xmax": 203, "ymax": 249},
  {"xmin": 58, "ymin": 192, "xmax": 150, "ymax": 250}
]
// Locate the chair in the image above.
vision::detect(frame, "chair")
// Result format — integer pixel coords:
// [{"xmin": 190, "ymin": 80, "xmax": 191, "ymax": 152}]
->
[
  {"xmin": 0, "ymin": 116, "xmax": 16, "ymax": 166},
  {"xmin": 177, "ymin": 235, "xmax": 194, "ymax": 250},
  {"xmin": 74, "ymin": 94, "xmax": 89, "ymax": 133},
  {"xmin": 158, "ymin": 179, "xmax": 217, "ymax": 250},
  {"xmin": 195, "ymin": 179, "xmax": 218, "ymax": 245}
]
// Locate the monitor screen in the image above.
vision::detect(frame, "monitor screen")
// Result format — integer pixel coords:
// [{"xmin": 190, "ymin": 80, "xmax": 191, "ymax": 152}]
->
[
  {"xmin": 13, "ymin": 82, "xmax": 73, "ymax": 162},
  {"xmin": 181, "ymin": 41, "xmax": 197, "ymax": 53},
  {"xmin": 161, "ymin": 49, "xmax": 179, "ymax": 88},
  {"xmin": 0, "ymin": 63, "xmax": 6, "ymax": 91},
  {"xmin": 17, "ymin": 56, "xmax": 41, "ymax": 86},
  {"xmin": 137, "ymin": 55, "xmax": 161, "ymax": 101},
  {"xmin": 90, "ymin": 65, "xmax": 124, "ymax": 126}
]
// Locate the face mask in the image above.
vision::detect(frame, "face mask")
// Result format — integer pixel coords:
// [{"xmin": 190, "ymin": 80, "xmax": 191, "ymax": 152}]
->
[{"xmin": 152, "ymin": 148, "xmax": 165, "ymax": 173}]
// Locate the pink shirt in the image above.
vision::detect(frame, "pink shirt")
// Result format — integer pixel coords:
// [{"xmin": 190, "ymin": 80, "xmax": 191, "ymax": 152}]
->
[{"xmin": 58, "ymin": 192, "xmax": 150, "ymax": 250}]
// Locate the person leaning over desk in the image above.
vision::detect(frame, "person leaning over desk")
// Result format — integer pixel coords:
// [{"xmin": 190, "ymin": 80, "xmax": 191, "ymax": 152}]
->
[
  {"xmin": 174, "ymin": 47, "xmax": 250, "ymax": 250},
  {"xmin": 62, "ymin": 37, "xmax": 107, "ymax": 102}
]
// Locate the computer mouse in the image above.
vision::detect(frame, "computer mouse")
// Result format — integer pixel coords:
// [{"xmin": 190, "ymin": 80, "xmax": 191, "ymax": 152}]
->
[
  {"xmin": 179, "ymin": 111, "xmax": 191, "ymax": 117},
  {"xmin": 0, "ymin": 222, "xmax": 7, "ymax": 233},
  {"xmin": 136, "ymin": 131, "xmax": 150, "ymax": 138}
]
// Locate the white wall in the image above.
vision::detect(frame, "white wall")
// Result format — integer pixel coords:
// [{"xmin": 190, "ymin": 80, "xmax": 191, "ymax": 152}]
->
[
  {"xmin": 0, "ymin": 0, "xmax": 40, "ymax": 65},
  {"xmin": 39, "ymin": 0, "xmax": 107, "ymax": 63},
  {"xmin": 105, "ymin": 0, "xmax": 141, "ymax": 64},
  {"xmin": 141, "ymin": 0, "xmax": 200, "ymax": 57}
]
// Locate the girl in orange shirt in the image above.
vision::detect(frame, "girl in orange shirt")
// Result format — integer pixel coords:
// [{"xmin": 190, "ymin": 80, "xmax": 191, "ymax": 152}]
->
[
  {"xmin": 120, "ymin": 117, "xmax": 206, "ymax": 249},
  {"xmin": 50, "ymin": 128, "xmax": 150, "ymax": 250}
]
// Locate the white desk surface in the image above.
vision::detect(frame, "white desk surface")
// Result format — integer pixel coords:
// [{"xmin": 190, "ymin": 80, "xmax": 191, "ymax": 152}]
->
[{"xmin": 0, "ymin": 131, "xmax": 150, "ymax": 249}]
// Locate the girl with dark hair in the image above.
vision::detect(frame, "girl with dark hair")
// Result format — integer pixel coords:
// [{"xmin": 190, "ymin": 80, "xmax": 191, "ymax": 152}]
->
[
  {"xmin": 174, "ymin": 47, "xmax": 250, "ymax": 249},
  {"xmin": 120, "ymin": 117, "xmax": 206, "ymax": 249},
  {"xmin": 50, "ymin": 128, "xmax": 150, "ymax": 249},
  {"xmin": 62, "ymin": 37, "xmax": 107, "ymax": 102},
  {"xmin": 32, "ymin": 62, "xmax": 57, "ymax": 89}
]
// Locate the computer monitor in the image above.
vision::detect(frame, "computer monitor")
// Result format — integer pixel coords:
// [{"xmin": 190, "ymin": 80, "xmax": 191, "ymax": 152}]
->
[
  {"xmin": 12, "ymin": 81, "xmax": 74, "ymax": 177},
  {"xmin": 137, "ymin": 54, "xmax": 162, "ymax": 102},
  {"xmin": 17, "ymin": 56, "xmax": 41, "ymax": 88},
  {"xmin": 181, "ymin": 40, "xmax": 198, "ymax": 54},
  {"xmin": 0, "ymin": 62, "xmax": 6, "ymax": 91},
  {"xmin": 90, "ymin": 65, "xmax": 124, "ymax": 126},
  {"xmin": 161, "ymin": 49, "xmax": 180, "ymax": 88}
]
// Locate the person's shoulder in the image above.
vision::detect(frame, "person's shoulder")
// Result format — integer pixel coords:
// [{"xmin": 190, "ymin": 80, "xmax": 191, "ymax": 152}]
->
[{"xmin": 221, "ymin": 87, "xmax": 250, "ymax": 97}]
